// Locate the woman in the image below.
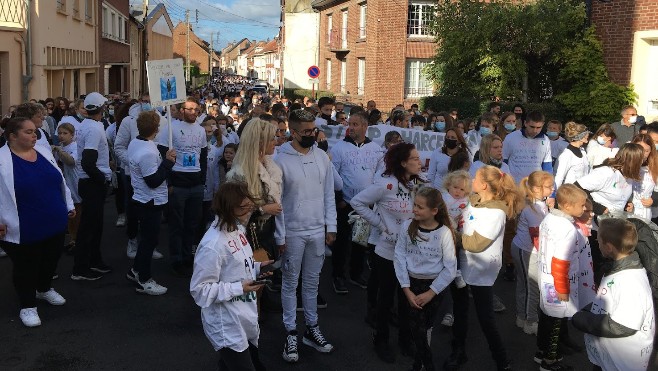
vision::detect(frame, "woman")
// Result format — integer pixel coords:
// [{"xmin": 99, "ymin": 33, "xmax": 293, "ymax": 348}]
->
[
  {"xmin": 0, "ymin": 117, "xmax": 76, "ymax": 327},
  {"xmin": 586, "ymin": 123, "xmax": 619, "ymax": 168},
  {"xmin": 554, "ymin": 122, "xmax": 590, "ymax": 189},
  {"xmin": 496, "ymin": 112, "xmax": 517, "ymax": 141},
  {"xmin": 14, "ymin": 103, "xmax": 51, "ymax": 151},
  {"xmin": 630, "ymin": 134, "xmax": 658, "ymax": 220},
  {"xmin": 427, "ymin": 128, "xmax": 470, "ymax": 189},
  {"xmin": 351, "ymin": 143, "xmax": 424, "ymax": 363},
  {"xmin": 469, "ymin": 134, "xmax": 511, "ymax": 177},
  {"xmin": 390, "ymin": 110, "xmax": 411, "ymax": 129},
  {"xmin": 190, "ymin": 181, "xmax": 271, "ymax": 371},
  {"xmin": 51, "ymin": 97, "xmax": 70, "ymax": 124},
  {"xmin": 513, "ymin": 104, "xmax": 525, "ymax": 130}
]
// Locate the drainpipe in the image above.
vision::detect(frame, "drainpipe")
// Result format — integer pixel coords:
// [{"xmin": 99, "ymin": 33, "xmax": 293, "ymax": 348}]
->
[{"xmin": 20, "ymin": 0, "xmax": 33, "ymax": 102}]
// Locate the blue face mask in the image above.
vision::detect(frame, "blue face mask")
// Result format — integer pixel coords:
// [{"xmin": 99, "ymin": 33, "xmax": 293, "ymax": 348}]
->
[
  {"xmin": 141, "ymin": 103, "xmax": 152, "ymax": 111},
  {"xmin": 504, "ymin": 123, "xmax": 516, "ymax": 132},
  {"xmin": 434, "ymin": 121, "xmax": 446, "ymax": 131},
  {"xmin": 479, "ymin": 126, "xmax": 492, "ymax": 136},
  {"xmin": 597, "ymin": 136, "xmax": 607, "ymax": 145},
  {"xmin": 546, "ymin": 131, "xmax": 559, "ymax": 139},
  {"xmin": 285, "ymin": 129, "xmax": 291, "ymax": 138}
]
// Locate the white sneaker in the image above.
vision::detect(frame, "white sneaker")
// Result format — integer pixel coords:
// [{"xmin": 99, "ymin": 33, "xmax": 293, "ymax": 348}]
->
[
  {"xmin": 524, "ymin": 321, "xmax": 538, "ymax": 335},
  {"xmin": 19, "ymin": 307, "xmax": 41, "ymax": 327},
  {"xmin": 35, "ymin": 289, "xmax": 66, "ymax": 305},
  {"xmin": 441, "ymin": 313, "xmax": 454, "ymax": 326},
  {"xmin": 0, "ymin": 248, "xmax": 7, "ymax": 258},
  {"xmin": 115, "ymin": 213, "xmax": 126, "ymax": 227},
  {"xmin": 515, "ymin": 316, "xmax": 526, "ymax": 329},
  {"xmin": 152, "ymin": 249, "xmax": 163, "ymax": 260},
  {"xmin": 126, "ymin": 238, "xmax": 138, "ymax": 259},
  {"xmin": 454, "ymin": 270, "xmax": 467, "ymax": 289},
  {"xmin": 135, "ymin": 278, "xmax": 168, "ymax": 295}
]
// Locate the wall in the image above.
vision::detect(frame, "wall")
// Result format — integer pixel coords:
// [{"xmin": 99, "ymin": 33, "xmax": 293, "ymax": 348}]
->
[
  {"xmin": 283, "ymin": 12, "xmax": 319, "ymax": 90},
  {"xmin": 99, "ymin": 0, "xmax": 131, "ymax": 94},
  {"xmin": 0, "ymin": 0, "xmax": 27, "ymax": 109}
]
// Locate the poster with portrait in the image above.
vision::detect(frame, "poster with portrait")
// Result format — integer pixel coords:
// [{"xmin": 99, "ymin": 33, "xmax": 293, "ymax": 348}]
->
[{"xmin": 146, "ymin": 59, "xmax": 187, "ymax": 107}]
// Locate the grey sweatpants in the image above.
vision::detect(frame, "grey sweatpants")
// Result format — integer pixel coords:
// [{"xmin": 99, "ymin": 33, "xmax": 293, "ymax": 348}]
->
[{"xmin": 512, "ymin": 243, "xmax": 540, "ymax": 323}]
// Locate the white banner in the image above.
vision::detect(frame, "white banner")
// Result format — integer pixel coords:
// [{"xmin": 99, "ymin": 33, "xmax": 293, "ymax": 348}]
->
[
  {"xmin": 146, "ymin": 59, "xmax": 187, "ymax": 107},
  {"xmin": 320, "ymin": 124, "xmax": 445, "ymax": 166}
]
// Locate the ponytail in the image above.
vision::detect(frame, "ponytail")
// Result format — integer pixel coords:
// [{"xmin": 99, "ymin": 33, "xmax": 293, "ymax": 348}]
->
[
  {"xmin": 519, "ymin": 171, "xmax": 554, "ymax": 214},
  {"xmin": 477, "ymin": 166, "xmax": 524, "ymax": 218}
]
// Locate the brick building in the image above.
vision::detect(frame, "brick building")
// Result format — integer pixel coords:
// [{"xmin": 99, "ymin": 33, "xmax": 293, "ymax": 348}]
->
[
  {"xmin": 220, "ymin": 38, "xmax": 252, "ymax": 74},
  {"xmin": 312, "ymin": 0, "xmax": 436, "ymax": 111},
  {"xmin": 172, "ymin": 22, "xmax": 220, "ymax": 80},
  {"xmin": 99, "ymin": 0, "xmax": 131, "ymax": 95},
  {"xmin": 591, "ymin": 0, "xmax": 658, "ymax": 120}
]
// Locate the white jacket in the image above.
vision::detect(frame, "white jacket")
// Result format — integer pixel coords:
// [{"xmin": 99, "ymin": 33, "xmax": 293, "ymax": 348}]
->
[
  {"xmin": 114, "ymin": 105, "xmax": 167, "ymax": 170},
  {"xmin": 190, "ymin": 221, "xmax": 262, "ymax": 352},
  {"xmin": 0, "ymin": 145, "xmax": 75, "ymax": 244}
]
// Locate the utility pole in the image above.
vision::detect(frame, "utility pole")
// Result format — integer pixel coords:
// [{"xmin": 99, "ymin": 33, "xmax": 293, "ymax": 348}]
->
[
  {"xmin": 209, "ymin": 32, "xmax": 213, "ymax": 75},
  {"xmin": 185, "ymin": 9, "xmax": 190, "ymax": 83}
]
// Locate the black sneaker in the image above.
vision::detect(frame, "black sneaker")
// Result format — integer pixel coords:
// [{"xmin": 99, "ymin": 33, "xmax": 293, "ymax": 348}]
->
[
  {"xmin": 90, "ymin": 263, "xmax": 112, "ymax": 274},
  {"xmin": 303, "ymin": 325, "xmax": 334, "ymax": 353},
  {"xmin": 349, "ymin": 276, "xmax": 368, "ymax": 289},
  {"xmin": 443, "ymin": 348, "xmax": 468, "ymax": 370},
  {"xmin": 503, "ymin": 264, "xmax": 516, "ymax": 281},
  {"xmin": 373, "ymin": 340, "xmax": 395, "ymax": 364},
  {"xmin": 333, "ymin": 277, "xmax": 348, "ymax": 294},
  {"xmin": 533, "ymin": 351, "xmax": 563, "ymax": 364},
  {"xmin": 317, "ymin": 294, "xmax": 327, "ymax": 309},
  {"xmin": 282, "ymin": 330, "xmax": 299, "ymax": 363},
  {"xmin": 71, "ymin": 268, "xmax": 103, "ymax": 281},
  {"xmin": 539, "ymin": 360, "xmax": 573, "ymax": 371}
]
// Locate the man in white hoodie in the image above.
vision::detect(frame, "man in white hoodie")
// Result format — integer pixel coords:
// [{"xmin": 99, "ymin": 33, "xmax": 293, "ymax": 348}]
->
[{"xmin": 275, "ymin": 109, "xmax": 337, "ymax": 363}]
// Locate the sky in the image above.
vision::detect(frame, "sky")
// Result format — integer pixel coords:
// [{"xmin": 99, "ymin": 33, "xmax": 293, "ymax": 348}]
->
[{"xmin": 129, "ymin": 0, "xmax": 281, "ymax": 50}]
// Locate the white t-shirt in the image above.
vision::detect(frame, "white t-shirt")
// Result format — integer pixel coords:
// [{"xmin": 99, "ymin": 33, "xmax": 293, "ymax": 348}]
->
[
  {"xmin": 459, "ymin": 203, "xmax": 506, "ymax": 286},
  {"xmin": 36, "ymin": 128, "xmax": 51, "ymax": 151},
  {"xmin": 127, "ymin": 138, "xmax": 168, "ymax": 205},
  {"xmin": 170, "ymin": 119, "xmax": 207, "ymax": 173},
  {"xmin": 427, "ymin": 151, "xmax": 451, "ymax": 189},
  {"xmin": 512, "ymin": 200, "xmax": 548, "ymax": 253},
  {"xmin": 75, "ymin": 118, "xmax": 111, "ymax": 180},
  {"xmin": 577, "ymin": 166, "xmax": 633, "ymax": 213},
  {"xmin": 503, "ymin": 130, "xmax": 552, "ymax": 183},
  {"xmin": 441, "ymin": 190, "xmax": 468, "ymax": 230},
  {"xmin": 554, "ymin": 146, "xmax": 590, "ymax": 189},
  {"xmin": 632, "ymin": 167, "xmax": 654, "ymax": 220},
  {"xmin": 57, "ymin": 115, "xmax": 83, "ymax": 139},
  {"xmin": 584, "ymin": 267, "xmax": 655, "ymax": 371}
]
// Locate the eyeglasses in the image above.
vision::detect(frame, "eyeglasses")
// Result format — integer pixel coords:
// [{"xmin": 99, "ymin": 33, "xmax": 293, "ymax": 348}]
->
[
  {"xmin": 295, "ymin": 128, "xmax": 319, "ymax": 136},
  {"xmin": 182, "ymin": 107, "xmax": 200, "ymax": 113}
]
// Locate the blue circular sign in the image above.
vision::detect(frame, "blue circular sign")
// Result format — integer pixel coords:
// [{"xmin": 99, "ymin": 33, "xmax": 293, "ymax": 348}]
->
[{"xmin": 308, "ymin": 65, "xmax": 320, "ymax": 78}]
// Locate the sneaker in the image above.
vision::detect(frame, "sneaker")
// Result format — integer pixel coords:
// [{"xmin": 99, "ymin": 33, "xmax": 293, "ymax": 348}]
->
[
  {"xmin": 126, "ymin": 268, "xmax": 139, "ymax": 283},
  {"xmin": 373, "ymin": 340, "xmax": 395, "ymax": 364},
  {"xmin": 19, "ymin": 307, "xmax": 41, "ymax": 327},
  {"xmin": 333, "ymin": 277, "xmax": 348, "ymax": 294},
  {"xmin": 443, "ymin": 348, "xmax": 468, "ymax": 370},
  {"xmin": 324, "ymin": 244, "xmax": 332, "ymax": 257},
  {"xmin": 454, "ymin": 270, "xmax": 467, "ymax": 289},
  {"xmin": 441, "ymin": 313, "xmax": 454, "ymax": 327},
  {"xmin": 533, "ymin": 351, "xmax": 563, "ymax": 364},
  {"xmin": 126, "ymin": 238, "xmax": 138, "ymax": 259},
  {"xmin": 35, "ymin": 289, "xmax": 66, "ymax": 305},
  {"xmin": 349, "ymin": 276, "xmax": 368, "ymax": 289},
  {"xmin": 191, "ymin": 244, "xmax": 198, "ymax": 255},
  {"xmin": 282, "ymin": 331, "xmax": 299, "ymax": 363},
  {"xmin": 115, "ymin": 213, "xmax": 126, "ymax": 227},
  {"xmin": 152, "ymin": 249, "xmax": 164, "ymax": 260},
  {"xmin": 0, "ymin": 248, "xmax": 7, "ymax": 258},
  {"xmin": 90, "ymin": 263, "xmax": 112, "ymax": 274},
  {"xmin": 303, "ymin": 325, "xmax": 334, "ymax": 353},
  {"xmin": 135, "ymin": 278, "xmax": 168, "ymax": 295},
  {"xmin": 524, "ymin": 321, "xmax": 538, "ymax": 335},
  {"xmin": 503, "ymin": 263, "xmax": 516, "ymax": 281},
  {"xmin": 493, "ymin": 294, "xmax": 506, "ymax": 312},
  {"xmin": 317, "ymin": 294, "xmax": 328, "ymax": 309},
  {"xmin": 539, "ymin": 360, "xmax": 573, "ymax": 371},
  {"xmin": 70, "ymin": 268, "xmax": 103, "ymax": 281},
  {"xmin": 515, "ymin": 316, "xmax": 526, "ymax": 329}
]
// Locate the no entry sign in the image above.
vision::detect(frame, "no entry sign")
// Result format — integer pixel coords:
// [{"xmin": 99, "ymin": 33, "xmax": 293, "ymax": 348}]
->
[{"xmin": 308, "ymin": 65, "xmax": 320, "ymax": 78}]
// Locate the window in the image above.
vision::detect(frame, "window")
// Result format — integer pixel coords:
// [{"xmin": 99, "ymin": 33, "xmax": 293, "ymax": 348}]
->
[
  {"xmin": 103, "ymin": 5, "xmax": 128, "ymax": 43},
  {"xmin": 341, "ymin": 10, "xmax": 348, "ymax": 49},
  {"xmin": 72, "ymin": 0, "xmax": 80, "ymax": 19},
  {"xmin": 357, "ymin": 58, "xmax": 365, "ymax": 95},
  {"xmin": 340, "ymin": 59, "xmax": 347, "ymax": 93},
  {"xmin": 85, "ymin": 0, "xmax": 92, "ymax": 23},
  {"xmin": 359, "ymin": 4, "xmax": 367, "ymax": 39},
  {"xmin": 326, "ymin": 59, "xmax": 332, "ymax": 90},
  {"xmin": 102, "ymin": 6, "xmax": 108, "ymax": 35},
  {"xmin": 56, "ymin": 0, "xmax": 66, "ymax": 13},
  {"xmin": 405, "ymin": 59, "xmax": 433, "ymax": 98},
  {"xmin": 327, "ymin": 15, "xmax": 332, "ymax": 45},
  {"xmin": 407, "ymin": 2, "xmax": 436, "ymax": 37}
]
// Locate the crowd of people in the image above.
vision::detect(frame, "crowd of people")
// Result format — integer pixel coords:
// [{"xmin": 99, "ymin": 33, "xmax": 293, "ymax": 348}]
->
[{"xmin": 1, "ymin": 82, "xmax": 657, "ymax": 371}]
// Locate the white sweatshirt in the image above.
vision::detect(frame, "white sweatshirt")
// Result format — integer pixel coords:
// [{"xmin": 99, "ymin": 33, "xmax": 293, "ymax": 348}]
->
[
  {"xmin": 427, "ymin": 150, "xmax": 451, "ymax": 189},
  {"xmin": 512, "ymin": 200, "xmax": 548, "ymax": 253},
  {"xmin": 632, "ymin": 167, "xmax": 654, "ymax": 220},
  {"xmin": 350, "ymin": 175, "xmax": 418, "ymax": 260},
  {"xmin": 190, "ymin": 221, "xmax": 262, "ymax": 352},
  {"xmin": 330, "ymin": 137, "xmax": 383, "ymax": 202},
  {"xmin": 274, "ymin": 142, "xmax": 337, "ymax": 246},
  {"xmin": 441, "ymin": 190, "xmax": 468, "ymax": 230},
  {"xmin": 394, "ymin": 219, "xmax": 457, "ymax": 295},
  {"xmin": 554, "ymin": 146, "xmax": 590, "ymax": 189},
  {"xmin": 586, "ymin": 140, "xmax": 618, "ymax": 169}
]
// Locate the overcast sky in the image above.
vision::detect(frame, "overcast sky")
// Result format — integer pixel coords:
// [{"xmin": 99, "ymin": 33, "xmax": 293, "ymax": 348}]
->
[{"xmin": 130, "ymin": 0, "xmax": 281, "ymax": 49}]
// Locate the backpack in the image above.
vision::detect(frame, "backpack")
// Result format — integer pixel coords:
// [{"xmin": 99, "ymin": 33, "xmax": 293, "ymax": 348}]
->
[{"xmin": 627, "ymin": 218, "xmax": 658, "ymax": 300}]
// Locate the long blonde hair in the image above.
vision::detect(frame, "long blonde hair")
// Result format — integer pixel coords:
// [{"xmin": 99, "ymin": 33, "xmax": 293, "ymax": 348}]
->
[
  {"xmin": 232, "ymin": 118, "xmax": 277, "ymax": 203},
  {"xmin": 477, "ymin": 165, "xmax": 524, "ymax": 218},
  {"xmin": 478, "ymin": 134, "xmax": 502, "ymax": 164},
  {"xmin": 519, "ymin": 171, "xmax": 553, "ymax": 213}
]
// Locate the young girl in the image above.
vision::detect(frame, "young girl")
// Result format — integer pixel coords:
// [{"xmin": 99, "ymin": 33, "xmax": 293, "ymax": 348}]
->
[
  {"xmin": 218, "ymin": 143, "xmax": 237, "ymax": 186},
  {"xmin": 554, "ymin": 122, "xmax": 590, "ymax": 189},
  {"xmin": 630, "ymin": 134, "xmax": 658, "ymax": 220},
  {"xmin": 394, "ymin": 187, "xmax": 457, "ymax": 371},
  {"xmin": 53, "ymin": 123, "xmax": 81, "ymax": 252},
  {"xmin": 444, "ymin": 165, "xmax": 523, "ymax": 371},
  {"xmin": 511, "ymin": 171, "xmax": 553, "ymax": 335},
  {"xmin": 586, "ymin": 123, "xmax": 618, "ymax": 168}
]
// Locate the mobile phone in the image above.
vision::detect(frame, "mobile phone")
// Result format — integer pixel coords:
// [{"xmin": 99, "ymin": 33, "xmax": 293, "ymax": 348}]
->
[
  {"xmin": 260, "ymin": 260, "xmax": 282, "ymax": 274},
  {"xmin": 250, "ymin": 279, "xmax": 272, "ymax": 286}
]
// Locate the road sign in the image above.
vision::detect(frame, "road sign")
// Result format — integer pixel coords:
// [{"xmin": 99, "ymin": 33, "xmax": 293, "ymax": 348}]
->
[
  {"xmin": 308, "ymin": 65, "xmax": 320, "ymax": 78},
  {"xmin": 308, "ymin": 78, "xmax": 320, "ymax": 84}
]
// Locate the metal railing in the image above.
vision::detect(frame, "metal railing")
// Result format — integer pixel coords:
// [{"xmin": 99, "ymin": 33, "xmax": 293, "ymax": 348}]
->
[
  {"xmin": 404, "ymin": 87, "xmax": 433, "ymax": 98},
  {"xmin": 0, "ymin": 0, "xmax": 28, "ymax": 29},
  {"xmin": 328, "ymin": 29, "xmax": 349, "ymax": 51}
]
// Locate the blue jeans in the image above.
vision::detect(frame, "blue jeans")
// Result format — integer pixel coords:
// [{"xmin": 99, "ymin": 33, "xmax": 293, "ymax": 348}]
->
[{"xmin": 168, "ymin": 185, "xmax": 203, "ymax": 266}]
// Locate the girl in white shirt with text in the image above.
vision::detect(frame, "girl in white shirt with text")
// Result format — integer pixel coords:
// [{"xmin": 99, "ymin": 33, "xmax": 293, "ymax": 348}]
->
[
  {"xmin": 586, "ymin": 123, "xmax": 618, "ymax": 168},
  {"xmin": 554, "ymin": 122, "xmax": 590, "ymax": 189}
]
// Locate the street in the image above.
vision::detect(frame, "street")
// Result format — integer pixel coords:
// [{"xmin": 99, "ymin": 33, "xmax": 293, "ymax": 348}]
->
[{"xmin": 0, "ymin": 195, "xmax": 590, "ymax": 371}]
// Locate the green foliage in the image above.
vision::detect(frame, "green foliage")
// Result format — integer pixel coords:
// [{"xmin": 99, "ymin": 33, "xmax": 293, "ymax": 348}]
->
[
  {"xmin": 421, "ymin": 96, "xmax": 567, "ymax": 122},
  {"xmin": 555, "ymin": 27, "xmax": 637, "ymax": 126},
  {"xmin": 283, "ymin": 88, "xmax": 334, "ymax": 101}
]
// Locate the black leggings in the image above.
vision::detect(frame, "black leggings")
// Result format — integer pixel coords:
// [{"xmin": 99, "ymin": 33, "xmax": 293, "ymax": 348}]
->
[
  {"xmin": 1, "ymin": 233, "xmax": 64, "ymax": 308},
  {"xmin": 373, "ymin": 254, "xmax": 410, "ymax": 343},
  {"xmin": 218, "ymin": 343, "xmax": 265, "ymax": 371},
  {"xmin": 536, "ymin": 311, "xmax": 562, "ymax": 361},
  {"xmin": 408, "ymin": 278, "xmax": 444, "ymax": 371}
]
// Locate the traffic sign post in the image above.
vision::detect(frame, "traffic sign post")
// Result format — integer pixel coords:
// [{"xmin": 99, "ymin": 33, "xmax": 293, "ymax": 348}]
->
[{"xmin": 308, "ymin": 66, "xmax": 321, "ymax": 100}]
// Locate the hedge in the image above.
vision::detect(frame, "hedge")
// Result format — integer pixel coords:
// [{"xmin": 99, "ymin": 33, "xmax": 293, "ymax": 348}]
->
[{"xmin": 283, "ymin": 88, "xmax": 334, "ymax": 101}]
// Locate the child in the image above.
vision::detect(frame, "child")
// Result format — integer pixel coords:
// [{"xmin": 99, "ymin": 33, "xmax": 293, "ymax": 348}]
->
[
  {"xmin": 53, "ymin": 123, "xmax": 81, "ymax": 252},
  {"xmin": 394, "ymin": 187, "xmax": 457, "ymax": 371},
  {"xmin": 441, "ymin": 170, "xmax": 469, "ymax": 290},
  {"xmin": 444, "ymin": 165, "xmax": 524, "ymax": 371},
  {"xmin": 554, "ymin": 122, "xmax": 590, "ymax": 189},
  {"xmin": 512, "ymin": 170, "xmax": 553, "ymax": 336},
  {"xmin": 218, "ymin": 143, "xmax": 237, "ymax": 186},
  {"xmin": 547, "ymin": 120, "xmax": 568, "ymax": 165},
  {"xmin": 535, "ymin": 184, "xmax": 592, "ymax": 370},
  {"xmin": 573, "ymin": 218, "xmax": 655, "ymax": 371}
]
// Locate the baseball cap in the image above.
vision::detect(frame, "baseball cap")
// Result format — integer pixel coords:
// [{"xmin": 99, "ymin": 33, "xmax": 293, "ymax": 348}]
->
[{"xmin": 84, "ymin": 92, "xmax": 108, "ymax": 111}]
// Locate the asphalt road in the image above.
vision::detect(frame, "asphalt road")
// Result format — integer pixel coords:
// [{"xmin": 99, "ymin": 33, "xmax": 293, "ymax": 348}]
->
[{"xmin": 0, "ymin": 195, "xmax": 591, "ymax": 371}]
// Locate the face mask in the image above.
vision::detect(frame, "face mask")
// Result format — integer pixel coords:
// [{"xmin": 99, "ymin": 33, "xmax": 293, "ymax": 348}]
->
[
  {"xmin": 108, "ymin": 109, "xmax": 114, "ymax": 116},
  {"xmin": 597, "ymin": 136, "xmax": 607, "ymax": 145},
  {"xmin": 317, "ymin": 140, "xmax": 329, "ymax": 152},
  {"xmin": 444, "ymin": 138, "xmax": 458, "ymax": 149},
  {"xmin": 224, "ymin": 101, "xmax": 229, "ymax": 105},
  {"xmin": 285, "ymin": 129, "xmax": 291, "ymax": 138},
  {"xmin": 504, "ymin": 123, "xmax": 516, "ymax": 132},
  {"xmin": 629, "ymin": 115, "xmax": 637, "ymax": 124},
  {"xmin": 490, "ymin": 158, "xmax": 503, "ymax": 167},
  {"xmin": 298, "ymin": 135, "xmax": 316, "ymax": 149},
  {"xmin": 546, "ymin": 131, "xmax": 559, "ymax": 139},
  {"xmin": 141, "ymin": 103, "xmax": 152, "ymax": 111},
  {"xmin": 232, "ymin": 109, "xmax": 238, "ymax": 114},
  {"xmin": 283, "ymin": 102, "xmax": 289, "ymax": 107},
  {"xmin": 435, "ymin": 121, "xmax": 446, "ymax": 131},
  {"xmin": 479, "ymin": 126, "xmax": 491, "ymax": 136}
]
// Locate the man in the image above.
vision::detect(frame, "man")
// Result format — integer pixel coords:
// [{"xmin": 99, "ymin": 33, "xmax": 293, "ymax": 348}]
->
[
  {"xmin": 488, "ymin": 101, "xmax": 501, "ymax": 115},
  {"xmin": 165, "ymin": 98, "xmax": 208, "ymax": 277},
  {"xmin": 71, "ymin": 92, "xmax": 112, "ymax": 281},
  {"xmin": 336, "ymin": 111, "xmax": 348, "ymax": 126},
  {"xmin": 275, "ymin": 109, "xmax": 336, "ymax": 363},
  {"xmin": 366, "ymin": 100, "xmax": 377, "ymax": 114},
  {"xmin": 503, "ymin": 110, "xmax": 553, "ymax": 183},
  {"xmin": 331, "ymin": 101, "xmax": 344, "ymax": 120},
  {"xmin": 330, "ymin": 111, "xmax": 383, "ymax": 294},
  {"xmin": 409, "ymin": 103, "xmax": 420, "ymax": 116},
  {"xmin": 612, "ymin": 105, "xmax": 639, "ymax": 145},
  {"xmin": 315, "ymin": 97, "xmax": 338, "ymax": 126}
]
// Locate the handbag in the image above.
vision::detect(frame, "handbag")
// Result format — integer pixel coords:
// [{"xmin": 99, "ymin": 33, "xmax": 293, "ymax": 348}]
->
[{"xmin": 348, "ymin": 210, "xmax": 371, "ymax": 247}]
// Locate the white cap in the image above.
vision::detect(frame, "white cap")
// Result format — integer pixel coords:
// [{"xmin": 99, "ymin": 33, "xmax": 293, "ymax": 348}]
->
[{"xmin": 84, "ymin": 92, "xmax": 108, "ymax": 111}]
